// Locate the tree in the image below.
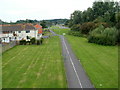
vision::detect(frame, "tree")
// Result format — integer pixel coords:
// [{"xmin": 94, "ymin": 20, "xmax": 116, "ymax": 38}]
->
[
  {"xmin": 69, "ymin": 10, "xmax": 83, "ymax": 26},
  {"xmin": 40, "ymin": 20, "xmax": 47, "ymax": 28}
]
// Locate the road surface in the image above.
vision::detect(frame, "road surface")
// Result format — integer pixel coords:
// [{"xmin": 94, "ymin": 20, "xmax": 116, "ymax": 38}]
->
[
  {"xmin": 60, "ymin": 35, "xmax": 95, "ymax": 89},
  {"xmin": 50, "ymin": 29, "xmax": 95, "ymax": 89}
]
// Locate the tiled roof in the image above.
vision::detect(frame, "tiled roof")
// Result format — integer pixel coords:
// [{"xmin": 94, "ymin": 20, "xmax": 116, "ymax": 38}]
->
[
  {"xmin": 34, "ymin": 24, "xmax": 42, "ymax": 34},
  {"xmin": 1, "ymin": 23, "xmax": 36, "ymax": 31}
]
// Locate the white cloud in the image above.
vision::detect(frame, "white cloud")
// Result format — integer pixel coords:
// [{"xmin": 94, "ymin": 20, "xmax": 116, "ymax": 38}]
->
[{"xmin": 0, "ymin": 0, "xmax": 120, "ymax": 22}]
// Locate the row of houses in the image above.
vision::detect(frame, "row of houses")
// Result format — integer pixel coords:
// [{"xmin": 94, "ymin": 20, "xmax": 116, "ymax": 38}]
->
[{"xmin": 0, "ymin": 23, "xmax": 43, "ymax": 43}]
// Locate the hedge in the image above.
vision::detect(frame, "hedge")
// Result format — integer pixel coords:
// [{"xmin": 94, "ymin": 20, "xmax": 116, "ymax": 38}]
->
[{"xmin": 88, "ymin": 25, "xmax": 118, "ymax": 46}]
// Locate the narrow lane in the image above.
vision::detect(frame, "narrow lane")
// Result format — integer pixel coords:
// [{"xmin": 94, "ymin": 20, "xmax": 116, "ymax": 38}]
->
[
  {"xmin": 49, "ymin": 29, "xmax": 95, "ymax": 89},
  {"xmin": 60, "ymin": 35, "xmax": 95, "ymax": 89}
]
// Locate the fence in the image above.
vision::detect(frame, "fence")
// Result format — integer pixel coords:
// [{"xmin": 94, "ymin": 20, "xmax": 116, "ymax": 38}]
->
[{"xmin": 2, "ymin": 41, "xmax": 18, "ymax": 53}]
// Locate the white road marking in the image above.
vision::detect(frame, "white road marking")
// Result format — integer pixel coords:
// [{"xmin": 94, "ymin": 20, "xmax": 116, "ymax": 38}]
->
[{"xmin": 62, "ymin": 37, "xmax": 83, "ymax": 88}]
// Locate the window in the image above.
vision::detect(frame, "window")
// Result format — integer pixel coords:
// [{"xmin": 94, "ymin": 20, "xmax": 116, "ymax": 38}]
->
[
  {"xmin": 26, "ymin": 36, "xmax": 30, "ymax": 39},
  {"xmin": 26, "ymin": 30, "xmax": 30, "ymax": 33},
  {"xmin": 18, "ymin": 31, "xmax": 21, "ymax": 33}
]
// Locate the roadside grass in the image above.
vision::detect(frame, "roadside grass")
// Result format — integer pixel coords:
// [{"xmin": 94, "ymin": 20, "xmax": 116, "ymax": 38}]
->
[
  {"xmin": 66, "ymin": 35, "xmax": 118, "ymax": 88},
  {"xmin": 50, "ymin": 26, "xmax": 70, "ymax": 35},
  {"xmin": 2, "ymin": 36, "xmax": 67, "ymax": 88},
  {"xmin": 43, "ymin": 29, "xmax": 53, "ymax": 36}
]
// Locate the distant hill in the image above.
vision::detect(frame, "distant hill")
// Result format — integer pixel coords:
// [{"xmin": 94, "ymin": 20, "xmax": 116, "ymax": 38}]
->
[
  {"xmin": 43, "ymin": 19, "xmax": 68, "ymax": 24},
  {"xmin": 0, "ymin": 19, "xmax": 69, "ymax": 26}
]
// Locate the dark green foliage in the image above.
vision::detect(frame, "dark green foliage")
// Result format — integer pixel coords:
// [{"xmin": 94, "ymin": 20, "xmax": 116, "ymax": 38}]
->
[
  {"xmin": 94, "ymin": 22, "xmax": 110, "ymax": 28},
  {"xmin": 26, "ymin": 41, "xmax": 31, "ymax": 45},
  {"xmin": 40, "ymin": 38, "xmax": 43, "ymax": 44},
  {"xmin": 115, "ymin": 12, "xmax": 120, "ymax": 29},
  {"xmin": 70, "ymin": 11, "xmax": 83, "ymax": 24},
  {"xmin": 36, "ymin": 40, "xmax": 40, "ymax": 45},
  {"xmin": 30, "ymin": 38, "xmax": 36, "ymax": 44},
  {"xmin": 36, "ymin": 38, "xmax": 44, "ymax": 45},
  {"xmin": 69, "ymin": 1, "xmax": 119, "ymax": 28},
  {"xmin": 19, "ymin": 38, "xmax": 43, "ymax": 45},
  {"xmin": 80, "ymin": 22, "xmax": 95, "ymax": 34},
  {"xmin": 64, "ymin": 20, "xmax": 70, "ymax": 26},
  {"xmin": 71, "ymin": 24, "xmax": 81, "ymax": 31},
  {"xmin": 19, "ymin": 40, "xmax": 26, "ymax": 45},
  {"xmin": 116, "ymin": 22, "xmax": 120, "ymax": 29},
  {"xmin": 40, "ymin": 20, "xmax": 47, "ymax": 28},
  {"xmin": 88, "ymin": 25, "xmax": 118, "ymax": 45}
]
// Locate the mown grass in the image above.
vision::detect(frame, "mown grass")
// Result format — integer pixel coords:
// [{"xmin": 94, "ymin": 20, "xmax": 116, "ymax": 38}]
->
[
  {"xmin": 51, "ymin": 26, "xmax": 118, "ymax": 88},
  {"xmin": 66, "ymin": 35, "xmax": 118, "ymax": 88},
  {"xmin": 50, "ymin": 26, "xmax": 70, "ymax": 35},
  {"xmin": 2, "ymin": 36, "xmax": 67, "ymax": 88}
]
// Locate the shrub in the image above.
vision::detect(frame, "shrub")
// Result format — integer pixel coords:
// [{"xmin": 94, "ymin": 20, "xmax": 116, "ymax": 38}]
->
[
  {"xmin": 19, "ymin": 40, "xmax": 26, "ymax": 45},
  {"xmin": 36, "ymin": 40, "xmax": 40, "ymax": 45},
  {"xmin": 30, "ymin": 38, "xmax": 36, "ymax": 44},
  {"xmin": 88, "ymin": 25, "xmax": 118, "ymax": 46},
  {"xmin": 40, "ymin": 38, "xmax": 43, "ymax": 44},
  {"xmin": 36, "ymin": 38, "xmax": 44, "ymax": 45},
  {"xmin": 71, "ymin": 24, "xmax": 81, "ymax": 31},
  {"xmin": 95, "ymin": 22, "xmax": 110, "ymax": 28},
  {"xmin": 80, "ymin": 22, "xmax": 95, "ymax": 34},
  {"xmin": 26, "ymin": 41, "xmax": 31, "ymax": 45},
  {"xmin": 116, "ymin": 22, "xmax": 120, "ymax": 29}
]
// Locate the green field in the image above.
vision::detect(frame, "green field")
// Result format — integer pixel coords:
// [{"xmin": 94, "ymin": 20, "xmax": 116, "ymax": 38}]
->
[
  {"xmin": 2, "ymin": 36, "xmax": 67, "ymax": 88},
  {"xmin": 50, "ymin": 26, "xmax": 70, "ymax": 35},
  {"xmin": 66, "ymin": 35, "xmax": 118, "ymax": 88}
]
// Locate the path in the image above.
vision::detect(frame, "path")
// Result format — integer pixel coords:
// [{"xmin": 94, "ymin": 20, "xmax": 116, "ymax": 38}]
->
[{"xmin": 50, "ymin": 29, "xmax": 95, "ymax": 89}]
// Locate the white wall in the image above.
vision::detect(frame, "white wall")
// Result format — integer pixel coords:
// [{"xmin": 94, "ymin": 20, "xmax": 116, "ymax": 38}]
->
[
  {"xmin": 0, "ymin": 29, "xmax": 40, "ymax": 43},
  {"xmin": 16, "ymin": 30, "xmax": 38, "ymax": 41}
]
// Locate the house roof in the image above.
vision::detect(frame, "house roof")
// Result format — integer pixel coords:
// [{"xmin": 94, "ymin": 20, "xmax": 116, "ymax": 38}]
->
[
  {"xmin": 0, "ymin": 23, "xmax": 36, "ymax": 31},
  {"xmin": 34, "ymin": 24, "xmax": 42, "ymax": 29},
  {"xmin": 34, "ymin": 24, "xmax": 42, "ymax": 34}
]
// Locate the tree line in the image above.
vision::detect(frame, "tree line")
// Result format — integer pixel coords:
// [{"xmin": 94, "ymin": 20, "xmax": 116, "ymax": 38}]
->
[
  {"xmin": 0, "ymin": 19, "xmax": 68, "ymax": 28},
  {"xmin": 65, "ymin": 0, "xmax": 120, "ymax": 46}
]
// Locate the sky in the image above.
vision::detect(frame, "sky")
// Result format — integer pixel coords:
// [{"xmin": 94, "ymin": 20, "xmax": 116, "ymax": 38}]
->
[{"xmin": 0, "ymin": 0, "xmax": 120, "ymax": 22}]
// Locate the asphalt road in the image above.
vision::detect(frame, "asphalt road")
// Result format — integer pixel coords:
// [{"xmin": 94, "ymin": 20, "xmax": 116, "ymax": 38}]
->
[
  {"xmin": 60, "ymin": 35, "xmax": 95, "ymax": 89},
  {"xmin": 49, "ymin": 29, "xmax": 95, "ymax": 89}
]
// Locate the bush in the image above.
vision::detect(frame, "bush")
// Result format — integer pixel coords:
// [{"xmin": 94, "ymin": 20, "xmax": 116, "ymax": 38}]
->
[
  {"xmin": 40, "ymin": 38, "xmax": 43, "ymax": 44},
  {"xmin": 116, "ymin": 22, "xmax": 120, "ymax": 29},
  {"xmin": 36, "ymin": 38, "xmax": 44, "ymax": 45},
  {"xmin": 71, "ymin": 24, "xmax": 81, "ymax": 31},
  {"xmin": 19, "ymin": 40, "xmax": 26, "ymax": 45},
  {"xmin": 80, "ymin": 22, "xmax": 95, "ymax": 34},
  {"xmin": 95, "ymin": 22, "xmax": 110, "ymax": 28},
  {"xmin": 36, "ymin": 40, "xmax": 40, "ymax": 45},
  {"xmin": 26, "ymin": 41, "xmax": 31, "ymax": 45},
  {"xmin": 30, "ymin": 38, "xmax": 36, "ymax": 44},
  {"xmin": 88, "ymin": 25, "xmax": 118, "ymax": 46}
]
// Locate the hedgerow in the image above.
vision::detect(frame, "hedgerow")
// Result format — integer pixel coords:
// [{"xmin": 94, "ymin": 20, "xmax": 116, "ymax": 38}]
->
[{"xmin": 88, "ymin": 25, "xmax": 118, "ymax": 46}]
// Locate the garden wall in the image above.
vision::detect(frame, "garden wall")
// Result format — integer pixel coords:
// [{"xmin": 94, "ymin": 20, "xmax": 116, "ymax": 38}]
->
[{"xmin": 2, "ymin": 41, "xmax": 18, "ymax": 53}]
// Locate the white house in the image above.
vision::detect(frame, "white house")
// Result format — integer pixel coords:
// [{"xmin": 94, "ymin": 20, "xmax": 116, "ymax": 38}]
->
[{"xmin": 0, "ymin": 23, "xmax": 43, "ymax": 43}]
